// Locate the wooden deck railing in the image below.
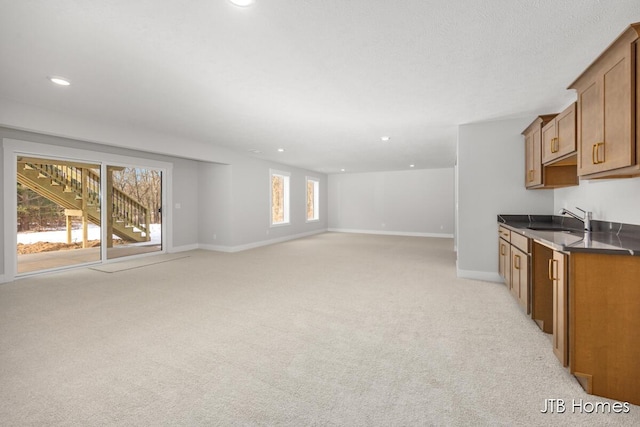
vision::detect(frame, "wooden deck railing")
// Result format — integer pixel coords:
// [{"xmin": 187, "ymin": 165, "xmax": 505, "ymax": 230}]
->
[{"xmin": 24, "ymin": 162, "xmax": 150, "ymax": 240}]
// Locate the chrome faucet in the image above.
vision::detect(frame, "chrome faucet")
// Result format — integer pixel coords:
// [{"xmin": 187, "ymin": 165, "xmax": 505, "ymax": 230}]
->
[{"xmin": 559, "ymin": 207, "xmax": 592, "ymax": 232}]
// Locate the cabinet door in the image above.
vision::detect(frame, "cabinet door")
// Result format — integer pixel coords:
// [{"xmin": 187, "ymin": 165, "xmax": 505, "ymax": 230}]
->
[
  {"xmin": 511, "ymin": 246, "xmax": 528, "ymax": 311},
  {"xmin": 498, "ymin": 239, "xmax": 507, "ymax": 280},
  {"xmin": 525, "ymin": 129, "xmax": 543, "ymax": 187},
  {"xmin": 531, "ymin": 127, "xmax": 543, "ymax": 186},
  {"xmin": 500, "ymin": 241, "xmax": 511, "ymax": 291},
  {"xmin": 570, "ymin": 252, "xmax": 640, "ymax": 404},
  {"xmin": 555, "ymin": 103, "xmax": 576, "ymax": 159},
  {"xmin": 542, "ymin": 119, "xmax": 557, "ymax": 164},
  {"xmin": 532, "ymin": 242, "xmax": 553, "ymax": 333},
  {"xmin": 577, "ymin": 47, "xmax": 634, "ymax": 175},
  {"xmin": 578, "ymin": 81, "xmax": 603, "ymax": 175},
  {"xmin": 551, "ymin": 251, "xmax": 568, "ymax": 366},
  {"xmin": 525, "ymin": 133, "xmax": 535, "ymax": 187},
  {"xmin": 602, "ymin": 55, "xmax": 634, "ymax": 170}
]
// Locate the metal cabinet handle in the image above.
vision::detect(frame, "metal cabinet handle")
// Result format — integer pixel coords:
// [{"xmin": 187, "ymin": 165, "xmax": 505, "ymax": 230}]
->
[
  {"xmin": 592, "ymin": 142, "xmax": 605, "ymax": 164},
  {"xmin": 596, "ymin": 142, "xmax": 605, "ymax": 163},
  {"xmin": 500, "ymin": 244, "xmax": 506, "ymax": 256},
  {"xmin": 548, "ymin": 259, "xmax": 558, "ymax": 281},
  {"xmin": 514, "ymin": 254, "xmax": 521, "ymax": 270}
]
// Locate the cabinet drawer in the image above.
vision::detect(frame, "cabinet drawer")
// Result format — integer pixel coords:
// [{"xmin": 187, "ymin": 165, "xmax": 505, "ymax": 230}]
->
[
  {"xmin": 511, "ymin": 232, "xmax": 530, "ymax": 253},
  {"xmin": 498, "ymin": 226, "xmax": 511, "ymax": 242}
]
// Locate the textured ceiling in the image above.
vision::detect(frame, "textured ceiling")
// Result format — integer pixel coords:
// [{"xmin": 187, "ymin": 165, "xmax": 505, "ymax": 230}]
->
[{"xmin": 1, "ymin": 1, "xmax": 640, "ymax": 173}]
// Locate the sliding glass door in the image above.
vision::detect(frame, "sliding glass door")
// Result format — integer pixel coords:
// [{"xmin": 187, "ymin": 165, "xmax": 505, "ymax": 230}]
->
[
  {"xmin": 16, "ymin": 156, "xmax": 102, "ymax": 274},
  {"xmin": 105, "ymin": 166, "xmax": 162, "ymax": 260},
  {"xmin": 16, "ymin": 156, "xmax": 164, "ymax": 274}
]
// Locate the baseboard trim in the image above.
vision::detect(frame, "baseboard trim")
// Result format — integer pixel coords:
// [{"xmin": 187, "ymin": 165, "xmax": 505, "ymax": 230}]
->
[
  {"xmin": 200, "ymin": 229, "xmax": 328, "ymax": 253},
  {"xmin": 456, "ymin": 265, "xmax": 502, "ymax": 283},
  {"xmin": 0, "ymin": 274, "xmax": 8, "ymax": 284},
  {"xmin": 199, "ymin": 243, "xmax": 232, "ymax": 252},
  {"xmin": 328, "ymin": 228, "xmax": 453, "ymax": 238},
  {"xmin": 169, "ymin": 244, "xmax": 199, "ymax": 253}
]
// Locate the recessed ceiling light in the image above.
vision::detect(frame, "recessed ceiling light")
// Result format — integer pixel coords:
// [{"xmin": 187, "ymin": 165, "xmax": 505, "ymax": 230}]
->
[
  {"xmin": 228, "ymin": 0, "xmax": 255, "ymax": 7},
  {"xmin": 409, "ymin": 164, "xmax": 415, "ymax": 168},
  {"xmin": 340, "ymin": 168, "xmax": 345, "ymax": 172},
  {"xmin": 381, "ymin": 136, "xmax": 391, "ymax": 142},
  {"xmin": 48, "ymin": 76, "xmax": 70, "ymax": 86},
  {"xmin": 277, "ymin": 148, "xmax": 285, "ymax": 152}
]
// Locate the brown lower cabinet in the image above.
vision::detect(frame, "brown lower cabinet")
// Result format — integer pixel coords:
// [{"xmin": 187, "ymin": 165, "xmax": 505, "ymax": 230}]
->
[
  {"xmin": 511, "ymin": 246, "xmax": 529, "ymax": 312},
  {"xmin": 550, "ymin": 251, "xmax": 568, "ymax": 367},
  {"xmin": 531, "ymin": 242, "xmax": 553, "ymax": 334},
  {"xmin": 531, "ymin": 243, "xmax": 568, "ymax": 368},
  {"xmin": 498, "ymin": 235, "xmax": 510, "ymax": 291},
  {"xmin": 504, "ymin": 229, "xmax": 640, "ymax": 405},
  {"xmin": 498, "ymin": 226, "xmax": 530, "ymax": 313},
  {"xmin": 569, "ymin": 252, "xmax": 640, "ymax": 405}
]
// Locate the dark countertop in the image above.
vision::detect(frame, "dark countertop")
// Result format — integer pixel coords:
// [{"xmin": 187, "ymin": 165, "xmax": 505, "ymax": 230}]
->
[{"xmin": 497, "ymin": 214, "xmax": 640, "ymax": 256}]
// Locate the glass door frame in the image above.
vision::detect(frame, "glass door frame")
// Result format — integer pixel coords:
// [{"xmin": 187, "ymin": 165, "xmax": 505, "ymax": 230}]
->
[
  {"xmin": 3, "ymin": 138, "xmax": 172, "ymax": 280},
  {"xmin": 102, "ymin": 163, "xmax": 164, "ymax": 261}
]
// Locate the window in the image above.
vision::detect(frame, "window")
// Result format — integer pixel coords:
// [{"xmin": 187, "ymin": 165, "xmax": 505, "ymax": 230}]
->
[
  {"xmin": 270, "ymin": 170, "xmax": 290, "ymax": 225},
  {"xmin": 306, "ymin": 177, "xmax": 319, "ymax": 222}
]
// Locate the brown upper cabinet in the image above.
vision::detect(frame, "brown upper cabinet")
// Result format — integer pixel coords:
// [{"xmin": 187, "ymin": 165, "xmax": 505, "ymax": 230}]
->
[
  {"xmin": 542, "ymin": 103, "xmax": 576, "ymax": 164},
  {"xmin": 569, "ymin": 23, "xmax": 640, "ymax": 178},
  {"xmin": 522, "ymin": 115, "xmax": 555, "ymax": 188},
  {"xmin": 522, "ymin": 114, "xmax": 578, "ymax": 189}
]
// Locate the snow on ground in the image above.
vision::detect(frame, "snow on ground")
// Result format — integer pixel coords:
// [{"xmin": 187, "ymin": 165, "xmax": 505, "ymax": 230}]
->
[{"xmin": 17, "ymin": 224, "xmax": 162, "ymax": 245}]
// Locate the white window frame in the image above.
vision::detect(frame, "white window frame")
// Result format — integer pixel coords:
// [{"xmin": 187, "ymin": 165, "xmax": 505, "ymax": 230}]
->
[
  {"xmin": 305, "ymin": 176, "xmax": 320, "ymax": 222},
  {"xmin": 270, "ymin": 169, "xmax": 290, "ymax": 226}
]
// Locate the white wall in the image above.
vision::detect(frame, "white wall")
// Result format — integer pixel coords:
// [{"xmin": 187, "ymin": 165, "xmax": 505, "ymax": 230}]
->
[
  {"xmin": 197, "ymin": 158, "xmax": 328, "ymax": 252},
  {"xmin": 456, "ymin": 118, "xmax": 555, "ymax": 281},
  {"xmin": 328, "ymin": 168, "xmax": 454, "ymax": 237},
  {"xmin": 554, "ymin": 177, "xmax": 640, "ymax": 224},
  {"xmin": 198, "ymin": 163, "xmax": 233, "ymax": 248},
  {"xmin": 171, "ymin": 158, "xmax": 201, "ymax": 249},
  {"xmin": 228, "ymin": 159, "xmax": 327, "ymax": 249},
  {"xmin": 0, "ymin": 139, "xmax": 3, "ymax": 279},
  {"xmin": 198, "ymin": 154, "xmax": 329, "ymax": 252}
]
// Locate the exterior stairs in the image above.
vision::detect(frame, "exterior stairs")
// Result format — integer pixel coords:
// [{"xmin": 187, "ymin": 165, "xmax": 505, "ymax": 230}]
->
[{"xmin": 17, "ymin": 160, "xmax": 150, "ymax": 243}]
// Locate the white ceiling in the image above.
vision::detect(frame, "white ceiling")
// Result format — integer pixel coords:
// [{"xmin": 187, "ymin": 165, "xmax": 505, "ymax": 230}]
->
[{"xmin": 1, "ymin": 1, "xmax": 640, "ymax": 173}]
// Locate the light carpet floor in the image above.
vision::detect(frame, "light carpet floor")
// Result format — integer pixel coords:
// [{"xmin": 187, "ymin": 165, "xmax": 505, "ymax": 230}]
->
[
  {"xmin": 89, "ymin": 254, "xmax": 190, "ymax": 273},
  {"xmin": 0, "ymin": 232, "xmax": 637, "ymax": 426}
]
